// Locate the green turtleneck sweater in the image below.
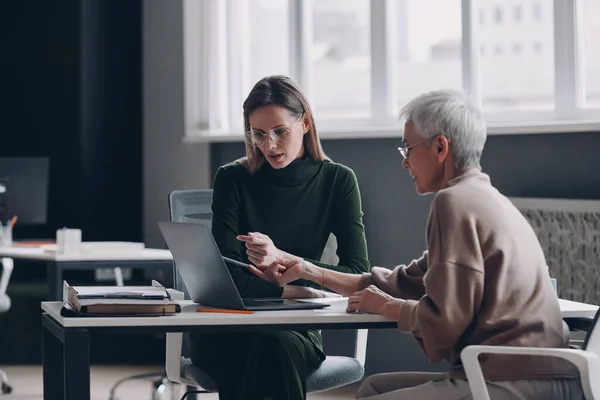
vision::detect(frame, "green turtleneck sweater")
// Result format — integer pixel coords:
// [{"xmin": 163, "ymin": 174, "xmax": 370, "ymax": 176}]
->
[{"xmin": 211, "ymin": 157, "xmax": 370, "ymax": 299}]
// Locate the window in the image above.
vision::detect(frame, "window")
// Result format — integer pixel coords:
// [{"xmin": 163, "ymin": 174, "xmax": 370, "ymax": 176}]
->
[
  {"xmin": 395, "ymin": 0, "xmax": 462, "ymax": 113},
  {"xmin": 312, "ymin": 0, "xmax": 371, "ymax": 120},
  {"xmin": 533, "ymin": 3, "xmax": 543, "ymax": 21},
  {"xmin": 249, "ymin": 0, "xmax": 290, "ymax": 86},
  {"xmin": 494, "ymin": 6, "xmax": 504, "ymax": 24},
  {"xmin": 513, "ymin": 5, "xmax": 523, "ymax": 23},
  {"xmin": 478, "ymin": 0, "xmax": 554, "ymax": 114},
  {"xmin": 183, "ymin": 0, "xmax": 600, "ymax": 139},
  {"xmin": 583, "ymin": 0, "xmax": 600, "ymax": 107}
]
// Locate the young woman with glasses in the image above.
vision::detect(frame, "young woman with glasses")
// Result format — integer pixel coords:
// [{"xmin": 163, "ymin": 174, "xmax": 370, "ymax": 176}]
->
[{"xmin": 190, "ymin": 75, "xmax": 370, "ymax": 400}]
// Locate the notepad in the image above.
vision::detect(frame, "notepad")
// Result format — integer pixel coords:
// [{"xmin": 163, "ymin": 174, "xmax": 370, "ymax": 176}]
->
[
  {"xmin": 74, "ymin": 285, "xmax": 169, "ymax": 300},
  {"xmin": 64, "ymin": 283, "xmax": 180, "ymax": 316}
]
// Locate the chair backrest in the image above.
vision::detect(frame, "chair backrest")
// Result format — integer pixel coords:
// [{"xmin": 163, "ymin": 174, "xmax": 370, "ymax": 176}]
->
[
  {"xmin": 582, "ymin": 307, "xmax": 600, "ymax": 354},
  {"xmin": 168, "ymin": 189, "xmax": 214, "ymax": 300},
  {"xmin": 168, "ymin": 190, "xmax": 214, "ymax": 359},
  {"xmin": 168, "ymin": 189, "xmax": 213, "ymax": 225}
]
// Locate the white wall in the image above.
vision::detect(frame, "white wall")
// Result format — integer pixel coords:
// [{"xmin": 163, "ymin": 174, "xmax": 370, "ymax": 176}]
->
[{"xmin": 143, "ymin": 0, "xmax": 211, "ymax": 247}]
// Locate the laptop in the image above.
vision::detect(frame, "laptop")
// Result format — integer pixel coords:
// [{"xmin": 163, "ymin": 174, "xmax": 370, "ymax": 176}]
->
[{"xmin": 158, "ymin": 221, "xmax": 330, "ymax": 311}]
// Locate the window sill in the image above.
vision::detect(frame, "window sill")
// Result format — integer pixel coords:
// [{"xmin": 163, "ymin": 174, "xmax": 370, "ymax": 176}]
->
[{"xmin": 183, "ymin": 120, "xmax": 600, "ymax": 144}]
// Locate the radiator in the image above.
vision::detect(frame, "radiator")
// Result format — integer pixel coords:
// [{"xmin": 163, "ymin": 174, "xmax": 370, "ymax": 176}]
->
[{"xmin": 509, "ymin": 197, "xmax": 600, "ymax": 305}]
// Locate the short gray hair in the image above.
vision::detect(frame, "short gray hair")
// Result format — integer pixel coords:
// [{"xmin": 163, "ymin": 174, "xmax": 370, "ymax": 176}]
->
[{"xmin": 399, "ymin": 89, "xmax": 487, "ymax": 169}]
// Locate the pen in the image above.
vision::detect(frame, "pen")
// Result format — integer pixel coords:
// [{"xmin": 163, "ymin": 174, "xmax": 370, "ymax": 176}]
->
[
  {"xmin": 196, "ymin": 308, "xmax": 253, "ymax": 315},
  {"xmin": 9, "ymin": 216, "xmax": 17, "ymax": 228},
  {"xmin": 223, "ymin": 256, "xmax": 251, "ymax": 269}
]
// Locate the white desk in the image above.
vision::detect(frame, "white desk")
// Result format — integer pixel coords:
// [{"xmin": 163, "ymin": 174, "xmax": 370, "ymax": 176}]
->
[
  {"xmin": 0, "ymin": 246, "xmax": 173, "ymax": 299},
  {"xmin": 559, "ymin": 298, "xmax": 599, "ymax": 318},
  {"xmin": 41, "ymin": 298, "xmax": 396, "ymax": 400},
  {"xmin": 0, "ymin": 246, "xmax": 172, "ymax": 262},
  {"xmin": 40, "ymin": 297, "xmax": 598, "ymax": 400},
  {"xmin": 41, "ymin": 297, "xmax": 391, "ymax": 329}
]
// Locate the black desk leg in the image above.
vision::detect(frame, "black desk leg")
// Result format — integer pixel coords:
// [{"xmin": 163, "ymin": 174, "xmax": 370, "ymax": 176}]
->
[
  {"xmin": 47, "ymin": 262, "xmax": 63, "ymax": 300},
  {"xmin": 186, "ymin": 385, "xmax": 198, "ymax": 400},
  {"xmin": 43, "ymin": 316, "xmax": 91, "ymax": 400}
]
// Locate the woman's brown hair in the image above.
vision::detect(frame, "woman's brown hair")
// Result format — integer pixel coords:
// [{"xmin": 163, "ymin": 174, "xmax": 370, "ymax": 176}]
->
[{"xmin": 240, "ymin": 75, "xmax": 328, "ymax": 174}]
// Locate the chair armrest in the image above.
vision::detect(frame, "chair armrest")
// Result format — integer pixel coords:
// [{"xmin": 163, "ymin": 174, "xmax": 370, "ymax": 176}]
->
[
  {"xmin": 353, "ymin": 329, "xmax": 369, "ymax": 366},
  {"xmin": 165, "ymin": 288, "xmax": 185, "ymax": 383},
  {"xmin": 0, "ymin": 258, "xmax": 14, "ymax": 298},
  {"xmin": 461, "ymin": 345, "xmax": 600, "ymax": 400}
]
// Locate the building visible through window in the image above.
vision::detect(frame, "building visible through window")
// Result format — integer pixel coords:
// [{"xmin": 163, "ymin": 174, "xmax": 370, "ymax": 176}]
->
[
  {"xmin": 494, "ymin": 6, "xmax": 504, "ymax": 24},
  {"xmin": 514, "ymin": 5, "xmax": 523, "ymax": 22},
  {"xmin": 533, "ymin": 3, "xmax": 543, "ymax": 21}
]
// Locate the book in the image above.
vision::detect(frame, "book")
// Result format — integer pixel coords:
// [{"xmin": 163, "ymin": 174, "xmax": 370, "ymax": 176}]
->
[{"xmin": 65, "ymin": 284, "xmax": 181, "ymax": 316}]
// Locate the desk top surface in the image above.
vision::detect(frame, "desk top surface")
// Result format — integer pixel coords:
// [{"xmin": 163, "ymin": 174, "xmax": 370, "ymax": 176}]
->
[
  {"xmin": 41, "ymin": 298, "xmax": 394, "ymax": 328},
  {"xmin": 41, "ymin": 298, "xmax": 598, "ymax": 329},
  {"xmin": 558, "ymin": 298, "xmax": 598, "ymax": 318},
  {"xmin": 0, "ymin": 247, "xmax": 173, "ymax": 261}
]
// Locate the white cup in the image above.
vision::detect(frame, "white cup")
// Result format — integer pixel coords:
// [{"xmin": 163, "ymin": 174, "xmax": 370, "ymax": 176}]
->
[
  {"xmin": 56, "ymin": 228, "xmax": 82, "ymax": 254},
  {"xmin": 0, "ymin": 226, "xmax": 12, "ymax": 248}
]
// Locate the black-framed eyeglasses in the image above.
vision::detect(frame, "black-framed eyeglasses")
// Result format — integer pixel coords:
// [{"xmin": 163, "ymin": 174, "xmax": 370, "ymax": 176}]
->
[
  {"xmin": 245, "ymin": 114, "xmax": 304, "ymax": 147},
  {"xmin": 397, "ymin": 140, "xmax": 425, "ymax": 159}
]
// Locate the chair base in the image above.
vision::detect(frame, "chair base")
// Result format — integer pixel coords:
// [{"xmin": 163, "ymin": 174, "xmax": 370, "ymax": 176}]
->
[
  {"xmin": 177, "ymin": 355, "xmax": 365, "ymax": 395},
  {"xmin": 180, "ymin": 389, "xmax": 209, "ymax": 400},
  {"xmin": 0, "ymin": 369, "xmax": 12, "ymax": 395},
  {"xmin": 108, "ymin": 371, "xmax": 165, "ymax": 400}
]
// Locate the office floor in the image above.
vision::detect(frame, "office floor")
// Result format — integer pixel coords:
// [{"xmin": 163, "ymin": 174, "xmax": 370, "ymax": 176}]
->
[{"xmin": 0, "ymin": 365, "xmax": 360, "ymax": 399}]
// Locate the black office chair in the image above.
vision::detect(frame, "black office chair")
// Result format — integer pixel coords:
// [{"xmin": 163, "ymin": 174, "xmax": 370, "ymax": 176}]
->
[{"xmin": 163, "ymin": 189, "xmax": 368, "ymax": 399}]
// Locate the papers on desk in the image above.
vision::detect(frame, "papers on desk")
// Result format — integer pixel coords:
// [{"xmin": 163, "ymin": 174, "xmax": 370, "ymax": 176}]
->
[
  {"xmin": 64, "ymin": 282, "xmax": 181, "ymax": 316},
  {"xmin": 75, "ymin": 285, "xmax": 169, "ymax": 299}
]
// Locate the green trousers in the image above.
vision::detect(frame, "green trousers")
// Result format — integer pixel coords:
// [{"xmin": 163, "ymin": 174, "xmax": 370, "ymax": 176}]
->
[{"xmin": 191, "ymin": 330, "xmax": 326, "ymax": 400}]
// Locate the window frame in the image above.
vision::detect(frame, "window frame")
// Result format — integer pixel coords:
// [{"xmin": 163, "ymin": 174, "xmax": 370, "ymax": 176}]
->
[{"xmin": 183, "ymin": 0, "xmax": 600, "ymax": 142}]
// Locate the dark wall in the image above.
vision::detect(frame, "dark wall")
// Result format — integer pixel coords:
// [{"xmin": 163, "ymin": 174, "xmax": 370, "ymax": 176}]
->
[
  {"xmin": 0, "ymin": 0, "xmax": 142, "ymax": 241},
  {"xmin": 212, "ymin": 130, "xmax": 600, "ymax": 374},
  {"xmin": 0, "ymin": 0, "xmax": 151, "ymax": 365},
  {"xmin": 212, "ymin": 131, "xmax": 600, "ymax": 265}
]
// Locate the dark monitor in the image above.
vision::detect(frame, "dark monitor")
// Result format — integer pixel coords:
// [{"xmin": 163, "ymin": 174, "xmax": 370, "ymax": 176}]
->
[{"xmin": 0, "ymin": 157, "xmax": 49, "ymax": 225}]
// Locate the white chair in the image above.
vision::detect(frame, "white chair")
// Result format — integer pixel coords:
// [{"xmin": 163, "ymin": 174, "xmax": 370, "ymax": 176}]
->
[
  {"xmin": 461, "ymin": 308, "xmax": 600, "ymax": 400},
  {"xmin": 0, "ymin": 258, "xmax": 14, "ymax": 394}
]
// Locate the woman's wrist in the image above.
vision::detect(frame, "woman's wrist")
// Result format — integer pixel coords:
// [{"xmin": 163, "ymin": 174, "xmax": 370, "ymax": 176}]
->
[{"xmin": 298, "ymin": 260, "xmax": 320, "ymax": 283}]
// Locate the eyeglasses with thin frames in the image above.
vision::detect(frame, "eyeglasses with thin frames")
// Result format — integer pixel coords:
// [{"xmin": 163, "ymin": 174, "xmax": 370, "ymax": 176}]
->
[
  {"xmin": 245, "ymin": 114, "xmax": 304, "ymax": 147},
  {"xmin": 397, "ymin": 140, "xmax": 425, "ymax": 159}
]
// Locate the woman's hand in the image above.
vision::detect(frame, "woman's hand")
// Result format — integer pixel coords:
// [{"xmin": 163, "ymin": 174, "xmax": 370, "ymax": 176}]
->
[
  {"xmin": 237, "ymin": 232, "xmax": 283, "ymax": 268},
  {"xmin": 248, "ymin": 255, "xmax": 305, "ymax": 286},
  {"xmin": 346, "ymin": 285, "xmax": 404, "ymax": 318}
]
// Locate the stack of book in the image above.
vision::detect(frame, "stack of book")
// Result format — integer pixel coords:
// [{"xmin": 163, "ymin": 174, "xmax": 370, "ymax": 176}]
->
[{"xmin": 64, "ymin": 283, "xmax": 181, "ymax": 316}]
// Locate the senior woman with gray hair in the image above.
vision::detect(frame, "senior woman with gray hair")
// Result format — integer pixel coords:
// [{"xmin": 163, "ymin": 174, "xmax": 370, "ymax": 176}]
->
[{"xmin": 247, "ymin": 89, "xmax": 584, "ymax": 399}]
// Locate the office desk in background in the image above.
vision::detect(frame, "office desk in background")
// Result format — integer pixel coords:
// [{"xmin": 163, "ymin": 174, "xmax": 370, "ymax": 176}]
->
[
  {"xmin": 0, "ymin": 245, "xmax": 174, "ymax": 300},
  {"xmin": 40, "ymin": 298, "xmax": 598, "ymax": 400}
]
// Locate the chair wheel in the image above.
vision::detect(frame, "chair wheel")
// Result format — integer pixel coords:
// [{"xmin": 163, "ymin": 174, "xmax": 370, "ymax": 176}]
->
[{"xmin": 1, "ymin": 382, "xmax": 12, "ymax": 394}]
